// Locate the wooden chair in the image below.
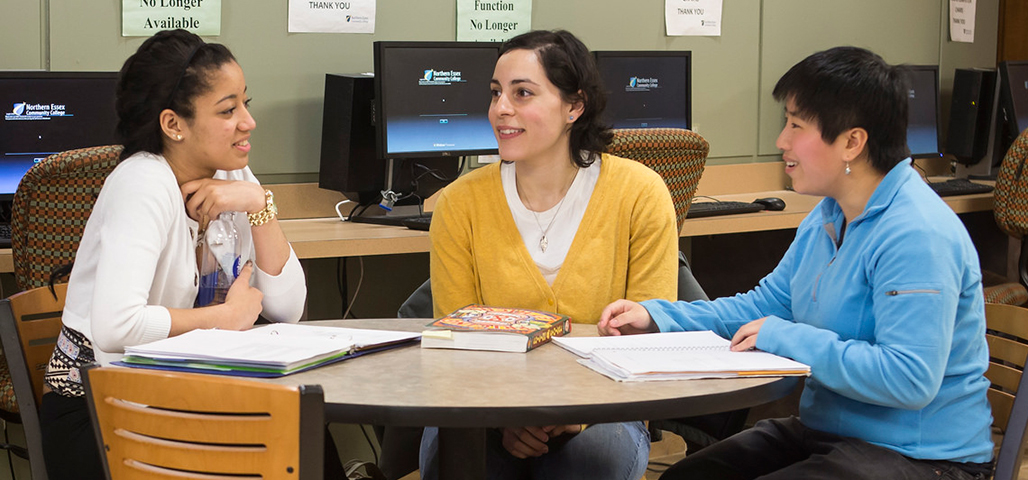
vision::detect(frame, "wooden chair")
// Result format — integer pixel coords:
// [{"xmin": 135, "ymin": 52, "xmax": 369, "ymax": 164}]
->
[
  {"xmin": 82, "ymin": 365, "xmax": 325, "ymax": 480},
  {"xmin": 0, "ymin": 283, "xmax": 67, "ymax": 480},
  {"xmin": 985, "ymin": 302, "xmax": 1028, "ymax": 480}
]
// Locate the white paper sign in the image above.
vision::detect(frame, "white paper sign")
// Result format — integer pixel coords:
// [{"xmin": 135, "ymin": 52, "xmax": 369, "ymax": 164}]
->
[
  {"xmin": 122, "ymin": 0, "xmax": 222, "ymax": 37},
  {"xmin": 288, "ymin": 0, "xmax": 376, "ymax": 34},
  {"xmin": 457, "ymin": 0, "xmax": 531, "ymax": 42},
  {"xmin": 950, "ymin": 0, "xmax": 976, "ymax": 43},
  {"xmin": 666, "ymin": 0, "xmax": 722, "ymax": 37}
]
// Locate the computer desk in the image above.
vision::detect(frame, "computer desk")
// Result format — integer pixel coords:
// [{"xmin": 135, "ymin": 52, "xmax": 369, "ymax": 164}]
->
[{"xmin": 0, "ymin": 161, "xmax": 996, "ymax": 271}]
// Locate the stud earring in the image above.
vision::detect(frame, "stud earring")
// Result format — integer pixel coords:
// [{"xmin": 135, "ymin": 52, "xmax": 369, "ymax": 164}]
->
[
  {"xmin": 176, "ymin": 134, "xmax": 183, "ymax": 141},
  {"xmin": 569, "ymin": 115, "xmax": 574, "ymax": 121},
  {"xmin": 845, "ymin": 162, "xmax": 851, "ymax": 175}
]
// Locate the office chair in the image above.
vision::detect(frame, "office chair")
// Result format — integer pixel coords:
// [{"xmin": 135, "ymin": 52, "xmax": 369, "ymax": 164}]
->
[
  {"xmin": 984, "ymin": 302, "xmax": 1028, "ymax": 480},
  {"xmin": 11, "ymin": 144, "xmax": 122, "ymax": 291},
  {"xmin": 989, "ymin": 128, "xmax": 1028, "ymax": 306},
  {"xmin": 607, "ymin": 128, "xmax": 708, "ymax": 232},
  {"xmin": 83, "ymin": 365, "xmax": 325, "ymax": 480},
  {"xmin": 0, "ymin": 283, "xmax": 66, "ymax": 480}
]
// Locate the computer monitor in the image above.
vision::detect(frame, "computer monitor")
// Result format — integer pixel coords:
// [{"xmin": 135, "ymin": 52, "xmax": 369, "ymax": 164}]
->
[
  {"xmin": 373, "ymin": 41, "xmax": 500, "ymax": 160},
  {"xmin": 0, "ymin": 71, "xmax": 118, "ymax": 199},
  {"xmin": 999, "ymin": 61, "xmax": 1028, "ymax": 152},
  {"xmin": 904, "ymin": 65, "xmax": 942, "ymax": 158},
  {"xmin": 593, "ymin": 51, "xmax": 692, "ymax": 129}
]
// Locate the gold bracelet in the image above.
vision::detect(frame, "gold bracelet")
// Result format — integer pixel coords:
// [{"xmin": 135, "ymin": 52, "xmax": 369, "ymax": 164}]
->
[{"xmin": 248, "ymin": 190, "xmax": 278, "ymax": 227}]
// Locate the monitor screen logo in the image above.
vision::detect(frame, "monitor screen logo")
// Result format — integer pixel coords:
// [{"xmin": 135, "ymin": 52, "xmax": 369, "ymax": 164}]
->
[
  {"xmin": 419, "ymin": 69, "xmax": 464, "ymax": 86},
  {"xmin": 625, "ymin": 76, "xmax": 659, "ymax": 92},
  {"xmin": 11, "ymin": 103, "xmax": 26, "ymax": 115}
]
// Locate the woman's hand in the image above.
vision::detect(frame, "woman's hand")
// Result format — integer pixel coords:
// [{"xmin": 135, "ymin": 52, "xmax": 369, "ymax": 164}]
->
[
  {"xmin": 181, "ymin": 178, "xmax": 265, "ymax": 224},
  {"xmin": 729, "ymin": 317, "xmax": 767, "ymax": 352},
  {"xmin": 500, "ymin": 424, "xmax": 582, "ymax": 458},
  {"xmin": 598, "ymin": 300, "xmax": 658, "ymax": 336},
  {"xmin": 218, "ymin": 262, "xmax": 263, "ymax": 330}
]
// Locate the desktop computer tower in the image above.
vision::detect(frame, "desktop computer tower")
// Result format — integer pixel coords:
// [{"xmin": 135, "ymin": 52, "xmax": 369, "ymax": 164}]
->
[
  {"xmin": 948, "ymin": 68, "xmax": 1002, "ymax": 178},
  {"xmin": 319, "ymin": 74, "xmax": 381, "ymax": 202}
]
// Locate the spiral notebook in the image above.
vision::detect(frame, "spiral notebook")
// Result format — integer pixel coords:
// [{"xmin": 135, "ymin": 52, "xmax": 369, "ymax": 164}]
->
[{"xmin": 553, "ymin": 331, "xmax": 810, "ymax": 382}]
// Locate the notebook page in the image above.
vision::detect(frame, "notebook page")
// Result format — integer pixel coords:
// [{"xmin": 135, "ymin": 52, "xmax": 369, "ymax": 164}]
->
[{"xmin": 553, "ymin": 330, "xmax": 730, "ymax": 357}]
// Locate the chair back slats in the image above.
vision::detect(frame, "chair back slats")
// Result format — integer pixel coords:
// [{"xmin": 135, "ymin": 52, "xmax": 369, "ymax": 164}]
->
[
  {"xmin": 985, "ymin": 302, "xmax": 1028, "ymax": 480},
  {"xmin": 0, "ymin": 283, "xmax": 66, "ymax": 480},
  {"xmin": 988, "ymin": 362, "xmax": 1023, "ymax": 396},
  {"xmin": 607, "ymin": 128, "xmax": 708, "ymax": 232},
  {"xmin": 84, "ymin": 366, "xmax": 324, "ymax": 480},
  {"xmin": 990, "ymin": 388, "xmax": 1015, "ymax": 435},
  {"xmin": 12, "ymin": 145, "xmax": 122, "ymax": 291},
  {"xmin": 6, "ymin": 284, "xmax": 67, "ymax": 406}
]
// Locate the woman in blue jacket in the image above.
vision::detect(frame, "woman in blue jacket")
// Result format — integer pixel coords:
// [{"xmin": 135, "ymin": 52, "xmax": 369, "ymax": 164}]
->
[{"xmin": 599, "ymin": 46, "xmax": 994, "ymax": 480}]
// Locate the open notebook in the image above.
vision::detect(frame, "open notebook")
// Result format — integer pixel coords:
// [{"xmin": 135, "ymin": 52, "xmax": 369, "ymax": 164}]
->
[
  {"xmin": 119, "ymin": 323, "xmax": 420, "ymax": 377},
  {"xmin": 553, "ymin": 331, "xmax": 810, "ymax": 382}
]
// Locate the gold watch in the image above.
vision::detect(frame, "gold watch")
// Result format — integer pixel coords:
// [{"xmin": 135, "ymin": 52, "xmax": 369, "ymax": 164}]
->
[{"xmin": 248, "ymin": 190, "xmax": 278, "ymax": 226}]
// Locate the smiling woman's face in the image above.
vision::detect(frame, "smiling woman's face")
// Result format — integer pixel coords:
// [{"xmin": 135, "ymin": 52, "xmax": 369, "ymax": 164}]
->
[
  {"xmin": 488, "ymin": 48, "xmax": 577, "ymax": 163},
  {"xmin": 177, "ymin": 61, "xmax": 256, "ymax": 176}
]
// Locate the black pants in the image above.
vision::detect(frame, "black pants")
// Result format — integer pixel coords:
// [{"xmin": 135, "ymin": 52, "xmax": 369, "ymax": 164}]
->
[
  {"xmin": 659, "ymin": 417, "xmax": 988, "ymax": 480},
  {"xmin": 40, "ymin": 392, "xmax": 103, "ymax": 480}
]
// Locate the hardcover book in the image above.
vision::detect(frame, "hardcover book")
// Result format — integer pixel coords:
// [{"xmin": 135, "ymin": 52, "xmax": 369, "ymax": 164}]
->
[{"xmin": 421, "ymin": 304, "xmax": 571, "ymax": 353}]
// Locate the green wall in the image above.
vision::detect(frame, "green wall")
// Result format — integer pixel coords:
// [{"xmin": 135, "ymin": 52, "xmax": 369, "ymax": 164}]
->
[{"xmin": 0, "ymin": 0, "xmax": 1000, "ymax": 180}]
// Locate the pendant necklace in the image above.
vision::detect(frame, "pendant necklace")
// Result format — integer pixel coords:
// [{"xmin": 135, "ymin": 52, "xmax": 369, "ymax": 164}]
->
[{"xmin": 519, "ymin": 170, "xmax": 578, "ymax": 253}]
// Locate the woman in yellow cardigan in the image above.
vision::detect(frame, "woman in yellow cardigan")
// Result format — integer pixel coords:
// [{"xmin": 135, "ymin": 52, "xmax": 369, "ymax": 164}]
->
[{"xmin": 421, "ymin": 30, "xmax": 679, "ymax": 480}]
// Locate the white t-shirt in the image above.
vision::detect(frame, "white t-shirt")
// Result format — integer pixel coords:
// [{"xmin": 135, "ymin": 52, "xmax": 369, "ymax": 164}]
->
[{"xmin": 501, "ymin": 158, "xmax": 601, "ymax": 285}]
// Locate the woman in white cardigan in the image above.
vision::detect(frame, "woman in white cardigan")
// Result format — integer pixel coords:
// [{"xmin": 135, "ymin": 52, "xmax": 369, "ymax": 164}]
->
[{"xmin": 38, "ymin": 29, "xmax": 306, "ymax": 480}]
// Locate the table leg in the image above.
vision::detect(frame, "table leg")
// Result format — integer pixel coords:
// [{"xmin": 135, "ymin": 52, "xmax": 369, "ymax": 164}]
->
[{"xmin": 438, "ymin": 427, "xmax": 487, "ymax": 480}]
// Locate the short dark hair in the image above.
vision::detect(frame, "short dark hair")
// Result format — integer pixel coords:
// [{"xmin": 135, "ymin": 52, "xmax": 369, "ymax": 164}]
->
[
  {"xmin": 499, "ymin": 30, "xmax": 610, "ymax": 167},
  {"xmin": 772, "ymin": 46, "xmax": 909, "ymax": 174},
  {"xmin": 115, "ymin": 29, "xmax": 237, "ymax": 160}
]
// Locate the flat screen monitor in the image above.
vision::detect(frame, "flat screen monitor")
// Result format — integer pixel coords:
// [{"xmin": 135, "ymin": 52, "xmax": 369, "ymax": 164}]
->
[
  {"xmin": 0, "ymin": 71, "xmax": 118, "ymax": 198},
  {"xmin": 1000, "ymin": 61, "xmax": 1028, "ymax": 141},
  {"xmin": 593, "ymin": 51, "xmax": 692, "ymax": 130},
  {"xmin": 904, "ymin": 65, "xmax": 942, "ymax": 158},
  {"xmin": 373, "ymin": 41, "xmax": 500, "ymax": 159}
]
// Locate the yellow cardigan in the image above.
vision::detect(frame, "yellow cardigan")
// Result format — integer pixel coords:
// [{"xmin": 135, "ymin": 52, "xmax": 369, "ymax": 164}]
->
[{"xmin": 429, "ymin": 153, "xmax": 678, "ymax": 323}]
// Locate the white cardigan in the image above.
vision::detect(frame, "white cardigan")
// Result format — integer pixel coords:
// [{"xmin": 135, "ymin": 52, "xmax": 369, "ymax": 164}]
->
[{"xmin": 61, "ymin": 152, "xmax": 307, "ymax": 365}]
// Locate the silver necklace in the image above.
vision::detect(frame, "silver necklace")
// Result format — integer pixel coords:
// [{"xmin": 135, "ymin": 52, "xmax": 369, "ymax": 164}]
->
[{"xmin": 519, "ymin": 170, "xmax": 577, "ymax": 252}]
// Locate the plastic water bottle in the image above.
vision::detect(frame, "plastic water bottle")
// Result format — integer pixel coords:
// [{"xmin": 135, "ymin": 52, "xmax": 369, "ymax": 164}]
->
[{"xmin": 196, "ymin": 212, "xmax": 246, "ymax": 307}]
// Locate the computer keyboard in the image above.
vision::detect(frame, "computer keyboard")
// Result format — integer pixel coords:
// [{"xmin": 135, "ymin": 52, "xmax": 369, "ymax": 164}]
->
[
  {"xmin": 0, "ymin": 223, "xmax": 10, "ymax": 248},
  {"xmin": 686, "ymin": 201, "xmax": 766, "ymax": 219},
  {"xmin": 350, "ymin": 213, "xmax": 432, "ymax": 228},
  {"xmin": 927, "ymin": 178, "xmax": 994, "ymax": 197},
  {"xmin": 402, "ymin": 216, "xmax": 432, "ymax": 231}
]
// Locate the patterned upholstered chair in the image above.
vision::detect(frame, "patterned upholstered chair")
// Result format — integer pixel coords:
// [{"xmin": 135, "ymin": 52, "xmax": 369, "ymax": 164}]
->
[
  {"xmin": 11, "ymin": 145, "xmax": 122, "ymax": 291},
  {"xmin": 0, "ymin": 145, "xmax": 121, "ymax": 473},
  {"xmin": 987, "ymin": 128, "xmax": 1028, "ymax": 306},
  {"xmin": 607, "ymin": 127, "xmax": 709, "ymax": 232}
]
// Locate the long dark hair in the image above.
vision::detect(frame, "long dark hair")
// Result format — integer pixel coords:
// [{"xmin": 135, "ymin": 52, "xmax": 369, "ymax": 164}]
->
[
  {"xmin": 499, "ymin": 30, "xmax": 610, "ymax": 167},
  {"xmin": 115, "ymin": 29, "xmax": 237, "ymax": 161}
]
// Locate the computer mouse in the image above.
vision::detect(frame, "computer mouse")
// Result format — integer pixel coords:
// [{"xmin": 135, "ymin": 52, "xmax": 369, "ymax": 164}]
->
[{"xmin": 753, "ymin": 197, "xmax": 786, "ymax": 211}]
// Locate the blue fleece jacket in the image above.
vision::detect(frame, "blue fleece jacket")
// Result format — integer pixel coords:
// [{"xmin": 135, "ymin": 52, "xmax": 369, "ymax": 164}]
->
[{"xmin": 643, "ymin": 160, "xmax": 993, "ymax": 463}]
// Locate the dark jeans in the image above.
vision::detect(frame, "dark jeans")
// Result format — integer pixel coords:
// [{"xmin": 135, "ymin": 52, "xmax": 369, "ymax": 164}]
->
[{"xmin": 659, "ymin": 417, "xmax": 989, "ymax": 480}]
